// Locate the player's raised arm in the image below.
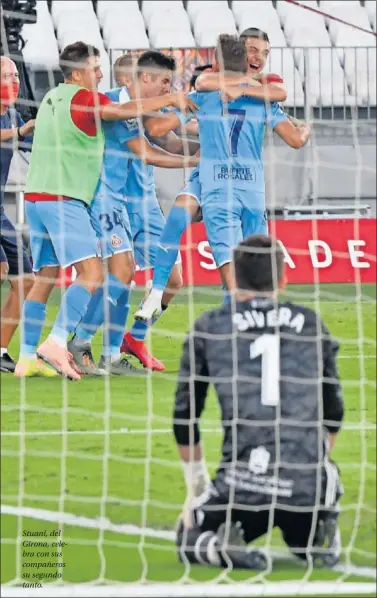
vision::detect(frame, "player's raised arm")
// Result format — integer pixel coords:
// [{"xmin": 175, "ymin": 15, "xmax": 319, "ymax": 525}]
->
[
  {"xmin": 173, "ymin": 314, "xmax": 211, "ymax": 521},
  {"xmin": 126, "ymin": 135, "xmax": 199, "ymax": 169},
  {"xmin": 321, "ymin": 322, "xmax": 344, "ymax": 451},
  {"xmin": 100, "ymin": 92, "xmax": 198, "ymax": 122}
]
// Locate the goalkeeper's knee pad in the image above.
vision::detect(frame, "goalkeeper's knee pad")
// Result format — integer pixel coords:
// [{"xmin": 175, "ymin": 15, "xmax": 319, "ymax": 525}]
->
[
  {"xmin": 176, "ymin": 519, "xmax": 269, "ymax": 571},
  {"xmin": 176, "ymin": 518, "xmax": 221, "ymax": 566}
]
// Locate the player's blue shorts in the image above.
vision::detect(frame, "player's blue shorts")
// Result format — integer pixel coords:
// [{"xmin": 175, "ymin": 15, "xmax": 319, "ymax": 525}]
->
[
  {"xmin": 25, "ymin": 199, "xmax": 100, "ymax": 271},
  {"xmin": 127, "ymin": 201, "xmax": 181, "ymax": 271},
  {"xmin": 177, "ymin": 167, "xmax": 203, "ymax": 224},
  {"xmin": 0, "ymin": 209, "xmax": 33, "ymax": 276},
  {"xmin": 201, "ymin": 191, "xmax": 267, "ymax": 267},
  {"xmin": 89, "ymin": 190, "xmax": 132, "ymax": 260}
]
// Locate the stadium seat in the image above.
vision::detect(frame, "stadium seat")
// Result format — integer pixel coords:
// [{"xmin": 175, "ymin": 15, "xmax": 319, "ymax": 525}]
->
[
  {"xmin": 104, "ymin": 25, "xmax": 150, "ymax": 52},
  {"xmin": 22, "ymin": 1, "xmax": 59, "ymax": 70},
  {"xmin": 97, "ymin": 0, "xmax": 139, "ymax": 23},
  {"xmin": 364, "ymin": 0, "xmax": 376, "ymax": 31},
  {"xmin": 102, "ymin": 11, "xmax": 149, "ymax": 51},
  {"xmin": 50, "ymin": 1, "xmax": 98, "ymax": 29},
  {"xmin": 343, "ymin": 47, "xmax": 376, "ymax": 105},
  {"xmin": 232, "ymin": 1, "xmax": 276, "ymax": 27},
  {"xmin": 284, "ymin": 12, "xmax": 330, "ymax": 47},
  {"xmin": 318, "ymin": 1, "xmax": 361, "ymax": 8},
  {"xmin": 193, "ymin": 9, "xmax": 238, "ymax": 47},
  {"xmin": 186, "ymin": 1, "xmax": 229, "ymax": 24},
  {"xmin": 149, "ymin": 29, "xmax": 196, "ymax": 49},
  {"xmin": 266, "ymin": 48, "xmax": 305, "ymax": 106},
  {"xmin": 276, "ymin": 0, "xmax": 319, "ymax": 28},
  {"xmin": 147, "ymin": 9, "xmax": 192, "ymax": 36},
  {"xmin": 238, "ymin": 9, "xmax": 287, "ymax": 47},
  {"xmin": 142, "ymin": 0, "xmax": 184, "ymax": 23}
]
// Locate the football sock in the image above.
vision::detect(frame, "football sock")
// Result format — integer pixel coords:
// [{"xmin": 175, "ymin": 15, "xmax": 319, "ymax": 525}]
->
[
  {"xmin": 153, "ymin": 205, "xmax": 191, "ymax": 292},
  {"xmin": 128, "ymin": 304, "xmax": 168, "ymax": 341},
  {"xmin": 102, "ymin": 286, "xmax": 131, "ymax": 358},
  {"xmin": 20, "ymin": 300, "xmax": 46, "ymax": 358},
  {"xmin": 74, "ymin": 274, "xmax": 125, "ymax": 344},
  {"xmin": 50, "ymin": 284, "xmax": 92, "ymax": 346},
  {"xmin": 221, "ymin": 282, "xmax": 231, "ymax": 305},
  {"xmin": 74, "ymin": 287, "xmax": 104, "ymax": 343}
]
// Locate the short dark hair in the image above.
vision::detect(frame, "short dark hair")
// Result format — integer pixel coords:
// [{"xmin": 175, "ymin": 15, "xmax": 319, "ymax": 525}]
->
[
  {"xmin": 233, "ymin": 234, "xmax": 285, "ymax": 292},
  {"xmin": 59, "ymin": 42, "xmax": 100, "ymax": 78},
  {"xmin": 215, "ymin": 34, "xmax": 247, "ymax": 74},
  {"xmin": 240, "ymin": 28, "xmax": 270, "ymax": 43},
  {"xmin": 190, "ymin": 63, "xmax": 212, "ymax": 90},
  {"xmin": 136, "ymin": 50, "xmax": 176, "ymax": 76}
]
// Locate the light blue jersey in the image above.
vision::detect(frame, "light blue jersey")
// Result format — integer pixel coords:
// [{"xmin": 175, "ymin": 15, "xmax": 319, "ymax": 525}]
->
[
  {"xmin": 188, "ymin": 90, "xmax": 288, "ymax": 267},
  {"xmin": 95, "ymin": 87, "xmax": 140, "ymax": 202},
  {"xmin": 89, "ymin": 87, "xmax": 140, "ymax": 259},
  {"xmin": 189, "ymin": 90, "xmax": 287, "ymax": 205},
  {"xmin": 124, "ymin": 149, "xmax": 158, "ymax": 214}
]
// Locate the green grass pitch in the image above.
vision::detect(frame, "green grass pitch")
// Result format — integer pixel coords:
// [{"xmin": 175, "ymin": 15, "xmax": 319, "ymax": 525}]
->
[{"xmin": 1, "ymin": 284, "xmax": 376, "ymax": 589}]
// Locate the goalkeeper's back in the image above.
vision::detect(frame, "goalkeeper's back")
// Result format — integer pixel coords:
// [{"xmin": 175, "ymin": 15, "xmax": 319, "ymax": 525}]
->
[{"xmin": 174, "ymin": 235, "xmax": 344, "ymax": 508}]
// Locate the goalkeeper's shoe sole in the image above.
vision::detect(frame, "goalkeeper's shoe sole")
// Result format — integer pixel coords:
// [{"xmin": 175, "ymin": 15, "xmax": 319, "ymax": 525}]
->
[
  {"xmin": 121, "ymin": 332, "xmax": 165, "ymax": 372},
  {"xmin": 14, "ymin": 357, "xmax": 58, "ymax": 378},
  {"xmin": 37, "ymin": 339, "xmax": 81, "ymax": 381}
]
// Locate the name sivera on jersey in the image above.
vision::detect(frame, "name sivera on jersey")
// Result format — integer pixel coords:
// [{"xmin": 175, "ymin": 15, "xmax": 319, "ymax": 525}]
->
[{"xmin": 232, "ymin": 306, "xmax": 305, "ymax": 334}]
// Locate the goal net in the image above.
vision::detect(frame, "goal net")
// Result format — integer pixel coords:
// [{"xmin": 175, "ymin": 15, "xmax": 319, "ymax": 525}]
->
[{"xmin": 1, "ymin": 1, "xmax": 376, "ymax": 597}]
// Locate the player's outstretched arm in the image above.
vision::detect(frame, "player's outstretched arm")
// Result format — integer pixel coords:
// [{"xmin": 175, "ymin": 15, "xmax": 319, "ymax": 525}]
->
[
  {"xmin": 273, "ymin": 119, "xmax": 312, "ymax": 149},
  {"xmin": 100, "ymin": 92, "xmax": 198, "ymax": 122},
  {"xmin": 126, "ymin": 135, "xmax": 199, "ymax": 169}
]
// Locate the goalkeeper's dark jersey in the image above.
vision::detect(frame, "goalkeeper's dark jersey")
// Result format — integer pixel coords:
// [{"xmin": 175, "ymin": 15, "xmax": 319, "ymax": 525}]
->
[{"xmin": 173, "ymin": 298, "xmax": 344, "ymax": 508}]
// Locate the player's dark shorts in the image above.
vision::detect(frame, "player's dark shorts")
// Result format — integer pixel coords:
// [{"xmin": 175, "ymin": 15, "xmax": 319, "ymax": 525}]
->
[
  {"xmin": 0, "ymin": 210, "xmax": 32, "ymax": 276},
  {"xmin": 194, "ymin": 495, "xmax": 338, "ymax": 558},
  {"xmin": 193, "ymin": 462, "xmax": 342, "ymax": 559}
]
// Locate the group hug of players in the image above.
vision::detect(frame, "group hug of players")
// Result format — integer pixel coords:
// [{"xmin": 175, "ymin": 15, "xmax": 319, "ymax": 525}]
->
[
  {"xmin": 1, "ymin": 28, "xmax": 310, "ymax": 379},
  {"xmin": 1, "ymin": 29, "xmax": 345, "ymax": 571}
]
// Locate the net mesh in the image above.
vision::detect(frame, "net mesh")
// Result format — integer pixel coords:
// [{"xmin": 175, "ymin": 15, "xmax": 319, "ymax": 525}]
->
[{"xmin": 1, "ymin": 1, "xmax": 376, "ymax": 596}]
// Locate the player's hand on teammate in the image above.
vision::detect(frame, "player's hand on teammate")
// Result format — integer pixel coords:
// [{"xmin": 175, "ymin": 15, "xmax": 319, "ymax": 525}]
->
[
  {"xmin": 169, "ymin": 92, "xmax": 198, "ymax": 114},
  {"xmin": 221, "ymin": 86, "xmax": 247, "ymax": 102},
  {"xmin": 187, "ymin": 152, "xmax": 201, "ymax": 168},
  {"xmin": 19, "ymin": 119, "xmax": 36, "ymax": 137}
]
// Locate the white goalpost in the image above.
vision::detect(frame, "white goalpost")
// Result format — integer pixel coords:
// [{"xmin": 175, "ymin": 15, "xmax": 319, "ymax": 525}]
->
[{"xmin": 1, "ymin": 1, "xmax": 376, "ymax": 597}]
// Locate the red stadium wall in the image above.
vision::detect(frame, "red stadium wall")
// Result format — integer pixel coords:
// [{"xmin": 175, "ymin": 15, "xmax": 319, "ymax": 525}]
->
[{"xmin": 56, "ymin": 218, "xmax": 376, "ymax": 287}]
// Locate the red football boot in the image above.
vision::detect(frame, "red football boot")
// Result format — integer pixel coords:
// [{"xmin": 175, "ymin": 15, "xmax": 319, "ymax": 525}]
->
[{"xmin": 121, "ymin": 332, "xmax": 165, "ymax": 372}]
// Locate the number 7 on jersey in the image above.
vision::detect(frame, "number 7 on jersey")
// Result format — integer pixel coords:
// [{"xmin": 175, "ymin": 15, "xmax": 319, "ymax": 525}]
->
[{"xmin": 250, "ymin": 334, "xmax": 280, "ymax": 406}]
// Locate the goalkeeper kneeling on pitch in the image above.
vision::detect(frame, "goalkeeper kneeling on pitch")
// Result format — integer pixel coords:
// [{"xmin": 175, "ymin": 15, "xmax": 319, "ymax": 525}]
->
[{"xmin": 173, "ymin": 234, "xmax": 344, "ymax": 571}]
